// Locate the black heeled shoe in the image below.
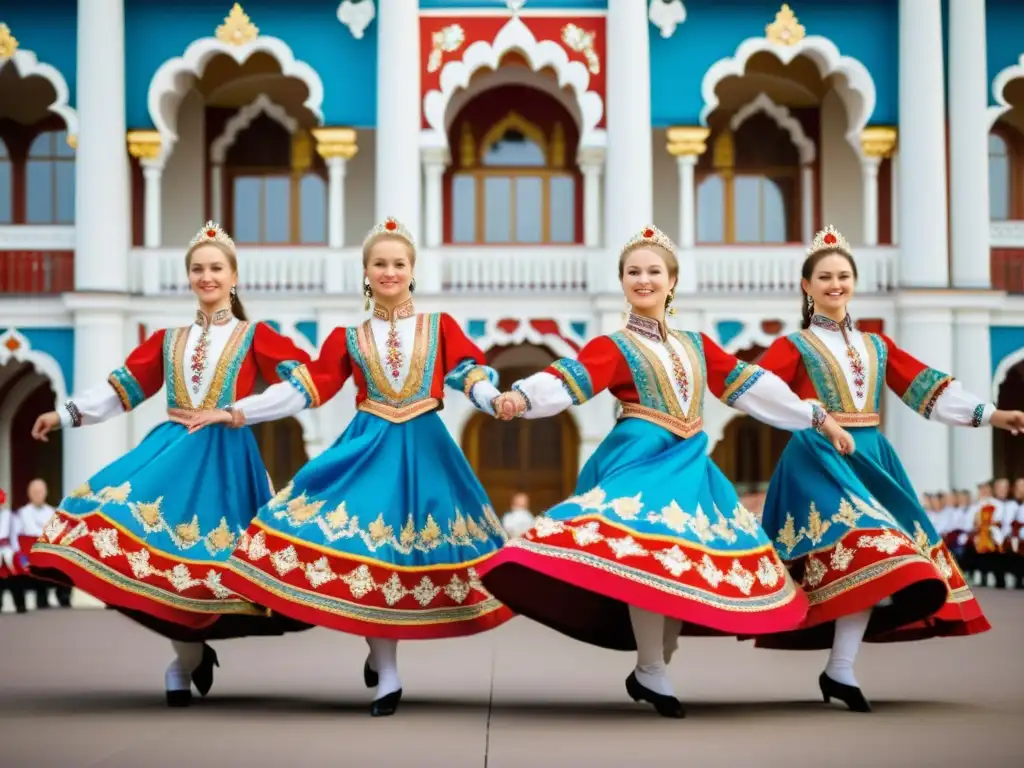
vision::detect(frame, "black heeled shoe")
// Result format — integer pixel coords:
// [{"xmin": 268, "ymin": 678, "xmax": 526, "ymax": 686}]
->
[
  {"xmin": 191, "ymin": 644, "xmax": 219, "ymax": 698},
  {"xmin": 370, "ymin": 689, "xmax": 403, "ymax": 717},
  {"xmin": 165, "ymin": 689, "xmax": 192, "ymax": 708},
  {"xmin": 819, "ymin": 672, "xmax": 871, "ymax": 713},
  {"xmin": 625, "ymin": 672, "xmax": 685, "ymax": 719},
  {"xmin": 363, "ymin": 658, "xmax": 378, "ymax": 689}
]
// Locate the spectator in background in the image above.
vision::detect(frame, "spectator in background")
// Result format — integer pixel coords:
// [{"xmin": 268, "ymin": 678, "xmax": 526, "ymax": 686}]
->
[
  {"xmin": 501, "ymin": 492, "xmax": 534, "ymax": 538},
  {"xmin": 0, "ymin": 488, "xmax": 27, "ymax": 614},
  {"xmin": 15, "ymin": 479, "xmax": 72, "ymax": 609}
]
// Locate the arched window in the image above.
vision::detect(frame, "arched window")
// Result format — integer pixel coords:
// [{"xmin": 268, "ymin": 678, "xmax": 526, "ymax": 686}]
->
[
  {"xmin": 448, "ymin": 98, "xmax": 581, "ymax": 245},
  {"xmin": 0, "ymin": 139, "xmax": 11, "ymax": 224},
  {"xmin": 989, "ymin": 133, "xmax": 1010, "ymax": 221},
  {"xmin": 25, "ymin": 130, "xmax": 75, "ymax": 224}
]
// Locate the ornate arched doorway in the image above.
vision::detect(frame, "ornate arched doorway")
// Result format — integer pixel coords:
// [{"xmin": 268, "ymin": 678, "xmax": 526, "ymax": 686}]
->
[
  {"xmin": 710, "ymin": 415, "xmax": 790, "ymax": 494},
  {"xmin": 995, "ymin": 360, "xmax": 1024, "ymax": 478},
  {"xmin": 0, "ymin": 360, "xmax": 62, "ymax": 507},
  {"xmin": 462, "ymin": 343, "xmax": 579, "ymax": 514},
  {"xmin": 250, "ymin": 418, "xmax": 307, "ymax": 494}
]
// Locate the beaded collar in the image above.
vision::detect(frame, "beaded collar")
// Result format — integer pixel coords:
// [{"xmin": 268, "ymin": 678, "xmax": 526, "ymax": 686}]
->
[
  {"xmin": 810, "ymin": 313, "xmax": 854, "ymax": 333},
  {"xmin": 194, "ymin": 308, "xmax": 233, "ymax": 329},
  {"xmin": 372, "ymin": 297, "xmax": 415, "ymax": 322},
  {"xmin": 626, "ymin": 312, "xmax": 667, "ymax": 343}
]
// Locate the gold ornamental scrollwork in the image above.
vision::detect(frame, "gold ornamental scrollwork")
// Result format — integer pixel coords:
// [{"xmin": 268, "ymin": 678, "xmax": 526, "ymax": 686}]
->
[
  {"xmin": 860, "ymin": 126, "xmax": 898, "ymax": 159},
  {"xmin": 766, "ymin": 4, "xmax": 805, "ymax": 46},
  {"xmin": 562, "ymin": 23, "xmax": 600, "ymax": 75},
  {"xmin": 312, "ymin": 127, "xmax": 359, "ymax": 160},
  {"xmin": 216, "ymin": 3, "xmax": 259, "ymax": 46},
  {"xmin": 666, "ymin": 126, "xmax": 711, "ymax": 157},
  {"xmin": 427, "ymin": 24, "xmax": 465, "ymax": 74},
  {"xmin": 126, "ymin": 130, "xmax": 162, "ymax": 162},
  {"xmin": 0, "ymin": 23, "xmax": 18, "ymax": 60}
]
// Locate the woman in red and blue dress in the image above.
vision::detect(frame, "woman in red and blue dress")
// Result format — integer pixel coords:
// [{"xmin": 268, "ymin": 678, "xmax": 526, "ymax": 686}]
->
[
  {"xmin": 180, "ymin": 217, "xmax": 511, "ymax": 717},
  {"xmin": 28, "ymin": 222, "xmax": 312, "ymax": 706},
  {"xmin": 480, "ymin": 225, "xmax": 855, "ymax": 718},
  {"xmin": 755, "ymin": 225, "xmax": 1024, "ymax": 712}
]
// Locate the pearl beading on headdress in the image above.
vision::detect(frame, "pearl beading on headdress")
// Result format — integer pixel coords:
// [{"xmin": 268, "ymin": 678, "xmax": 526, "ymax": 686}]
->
[
  {"xmin": 620, "ymin": 224, "xmax": 677, "ymax": 259},
  {"xmin": 188, "ymin": 221, "xmax": 236, "ymax": 253},
  {"xmin": 363, "ymin": 216, "xmax": 416, "ymax": 251},
  {"xmin": 808, "ymin": 225, "xmax": 852, "ymax": 258}
]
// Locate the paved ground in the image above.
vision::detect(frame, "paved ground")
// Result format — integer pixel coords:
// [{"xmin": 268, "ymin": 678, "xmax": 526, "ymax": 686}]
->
[{"xmin": 0, "ymin": 588, "xmax": 1020, "ymax": 768}]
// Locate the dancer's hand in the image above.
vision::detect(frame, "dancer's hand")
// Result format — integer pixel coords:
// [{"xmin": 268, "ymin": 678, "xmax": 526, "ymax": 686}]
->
[
  {"xmin": 821, "ymin": 417, "xmax": 855, "ymax": 455},
  {"xmin": 31, "ymin": 411, "xmax": 60, "ymax": 441},
  {"xmin": 493, "ymin": 391, "xmax": 527, "ymax": 420},
  {"xmin": 168, "ymin": 408, "xmax": 232, "ymax": 434},
  {"xmin": 990, "ymin": 409, "xmax": 1024, "ymax": 435}
]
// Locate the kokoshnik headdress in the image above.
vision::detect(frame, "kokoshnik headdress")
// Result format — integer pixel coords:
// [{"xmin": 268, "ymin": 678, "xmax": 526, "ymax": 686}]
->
[
  {"xmin": 620, "ymin": 224, "xmax": 677, "ymax": 259},
  {"xmin": 363, "ymin": 216, "xmax": 416, "ymax": 252},
  {"xmin": 807, "ymin": 225, "xmax": 852, "ymax": 259},
  {"xmin": 188, "ymin": 221, "xmax": 237, "ymax": 254}
]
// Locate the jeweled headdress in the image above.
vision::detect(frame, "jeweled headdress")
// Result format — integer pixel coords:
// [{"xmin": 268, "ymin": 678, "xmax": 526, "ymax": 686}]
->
[
  {"xmin": 363, "ymin": 216, "xmax": 416, "ymax": 251},
  {"xmin": 620, "ymin": 224, "xmax": 677, "ymax": 259},
  {"xmin": 188, "ymin": 221, "xmax": 236, "ymax": 253},
  {"xmin": 808, "ymin": 225, "xmax": 852, "ymax": 258}
]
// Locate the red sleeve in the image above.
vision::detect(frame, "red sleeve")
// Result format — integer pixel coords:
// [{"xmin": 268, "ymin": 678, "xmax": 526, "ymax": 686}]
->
[
  {"xmin": 700, "ymin": 332, "xmax": 766, "ymax": 405},
  {"xmin": 107, "ymin": 329, "xmax": 167, "ymax": 411},
  {"xmin": 879, "ymin": 333, "xmax": 953, "ymax": 416},
  {"xmin": 439, "ymin": 313, "xmax": 499, "ymax": 394},
  {"xmin": 251, "ymin": 322, "xmax": 312, "ymax": 384},
  {"xmin": 280, "ymin": 328, "xmax": 352, "ymax": 408},
  {"xmin": 542, "ymin": 335, "xmax": 626, "ymax": 404},
  {"xmin": 755, "ymin": 337, "xmax": 802, "ymax": 386}
]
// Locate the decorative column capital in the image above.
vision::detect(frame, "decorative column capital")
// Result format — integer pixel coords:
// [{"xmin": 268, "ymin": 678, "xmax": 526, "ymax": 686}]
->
[
  {"xmin": 861, "ymin": 126, "xmax": 898, "ymax": 159},
  {"xmin": 126, "ymin": 130, "xmax": 163, "ymax": 165},
  {"xmin": 576, "ymin": 145, "xmax": 606, "ymax": 170},
  {"xmin": 666, "ymin": 126, "xmax": 710, "ymax": 157},
  {"xmin": 313, "ymin": 127, "xmax": 358, "ymax": 160},
  {"xmin": 420, "ymin": 145, "xmax": 451, "ymax": 168}
]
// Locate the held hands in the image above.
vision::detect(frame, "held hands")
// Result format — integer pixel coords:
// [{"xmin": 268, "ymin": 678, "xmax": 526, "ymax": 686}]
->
[
  {"xmin": 990, "ymin": 409, "xmax": 1024, "ymax": 436},
  {"xmin": 491, "ymin": 391, "xmax": 527, "ymax": 421},
  {"xmin": 167, "ymin": 408, "xmax": 233, "ymax": 434},
  {"xmin": 31, "ymin": 412, "xmax": 61, "ymax": 442},
  {"xmin": 820, "ymin": 416, "xmax": 856, "ymax": 455}
]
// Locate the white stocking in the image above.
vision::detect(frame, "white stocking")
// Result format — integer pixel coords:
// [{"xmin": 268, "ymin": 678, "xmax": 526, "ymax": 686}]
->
[
  {"xmin": 628, "ymin": 604, "xmax": 675, "ymax": 697},
  {"xmin": 825, "ymin": 609, "xmax": 871, "ymax": 688},
  {"xmin": 165, "ymin": 641, "xmax": 203, "ymax": 691},
  {"xmin": 367, "ymin": 637, "xmax": 401, "ymax": 699},
  {"xmin": 663, "ymin": 617, "xmax": 682, "ymax": 664},
  {"xmin": 365, "ymin": 636, "xmax": 376, "ymax": 672}
]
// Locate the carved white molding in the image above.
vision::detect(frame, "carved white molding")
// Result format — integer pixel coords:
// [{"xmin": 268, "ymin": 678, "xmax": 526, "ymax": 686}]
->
[
  {"xmin": 730, "ymin": 92, "xmax": 816, "ymax": 165},
  {"xmin": 992, "ymin": 341, "xmax": 1024, "ymax": 401},
  {"xmin": 0, "ymin": 49, "xmax": 79, "ymax": 140},
  {"xmin": 209, "ymin": 94, "xmax": 299, "ymax": 163},
  {"xmin": 147, "ymin": 36, "xmax": 324, "ymax": 162},
  {"xmin": 0, "ymin": 329, "xmax": 69, "ymax": 403},
  {"xmin": 990, "ymin": 219, "xmax": 1024, "ymax": 248},
  {"xmin": 649, "ymin": 0, "xmax": 686, "ymax": 39},
  {"xmin": 0, "ymin": 225, "xmax": 75, "ymax": 250},
  {"xmin": 336, "ymin": 0, "xmax": 375, "ymax": 40},
  {"xmin": 989, "ymin": 53, "xmax": 1024, "ymax": 128},
  {"xmin": 700, "ymin": 35, "xmax": 876, "ymax": 156},
  {"xmin": 421, "ymin": 15, "xmax": 606, "ymax": 152}
]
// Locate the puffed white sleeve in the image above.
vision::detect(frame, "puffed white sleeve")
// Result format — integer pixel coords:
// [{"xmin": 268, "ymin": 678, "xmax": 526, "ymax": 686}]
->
[
  {"xmin": 232, "ymin": 381, "xmax": 310, "ymax": 426},
  {"xmin": 931, "ymin": 381, "xmax": 995, "ymax": 428},
  {"xmin": 58, "ymin": 385, "xmax": 126, "ymax": 429},
  {"xmin": 728, "ymin": 368, "xmax": 826, "ymax": 432},
  {"xmin": 511, "ymin": 336, "xmax": 625, "ymax": 420}
]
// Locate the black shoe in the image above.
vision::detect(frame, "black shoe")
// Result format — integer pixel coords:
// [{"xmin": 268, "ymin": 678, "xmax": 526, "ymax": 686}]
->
[
  {"xmin": 370, "ymin": 689, "xmax": 403, "ymax": 717},
  {"xmin": 166, "ymin": 689, "xmax": 192, "ymax": 708},
  {"xmin": 819, "ymin": 672, "xmax": 871, "ymax": 713},
  {"xmin": 363, "ymin": 658, "xmax": 378, "ymax": 689},
  {"xmin": 625, "ymin": 672, "xmax": 685, "ymax": 719},
  {"xmin": 191, "ymin": 644, "xmax": 219, "ymax": 698}
]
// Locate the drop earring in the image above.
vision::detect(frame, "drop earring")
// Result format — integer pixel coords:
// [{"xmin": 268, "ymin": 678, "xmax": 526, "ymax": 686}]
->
[
  {"xmin": 667, "ymin": 292, "xmax": 676, "ymax": 316},
  {"xmin": 363, "ymin": 279, "xmax": 373, "ymax": 311},
  {"xmin": 806, "ymin": 294, "xmax": 814, "ymax": 311}
]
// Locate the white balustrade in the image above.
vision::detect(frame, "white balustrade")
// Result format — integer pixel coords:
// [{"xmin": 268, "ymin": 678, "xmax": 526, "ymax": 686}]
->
[
  {"xmin": 434, "ymin": 247, "xmax": 594, "ymax": 294},
  {"xmin": 0, "ymin": 225, "xmax": 76, "ymax": 251},
  {"xmin": 990, "ymin": 220, "xmax": 1024, "ymax": 249}
]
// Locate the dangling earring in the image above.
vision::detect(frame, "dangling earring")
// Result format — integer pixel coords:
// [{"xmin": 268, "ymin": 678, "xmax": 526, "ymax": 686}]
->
[
  {"xmin": 409, "ymin": 278, "xmax": 416, "ymax": 293},
  {"xmin": 666, "ymin": 292, "xmax": 676, "ymax": 316},
  {"xmin": 363, "ymin": 279, "xmax": 373, "ymax": 311},
  {"xmin": 230, "ymin": 286, "xmax": 237, "ymax": 300},
  {"xmin": 806, "ymin": 294, "xmax": 814, "ymax": 312}
]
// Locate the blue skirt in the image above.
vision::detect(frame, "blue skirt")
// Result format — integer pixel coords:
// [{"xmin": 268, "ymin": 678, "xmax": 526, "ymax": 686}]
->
[
  {"xmin": 479, "ymin": 419, "xmax": 809, "ymax": 650},
  {"xmin": 224, "ymin": 410, "xmax": 514, "ymax": 639},
  {"xmin": 32, "ymin": 422, "xmax": 310, "ymax": 640},
  {"xmin": 757, "ymin": 426, "xmax": 989, "ymax": 649}
]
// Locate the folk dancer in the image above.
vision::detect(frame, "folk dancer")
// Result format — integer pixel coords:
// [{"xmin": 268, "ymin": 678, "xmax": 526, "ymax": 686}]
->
[
  {"xmin": 179, "ymin": 217, "xmax": 513, "ymax": 717},
  {"xmin": 29, "ymin": 222, "xmax": 313, "ymax": 707},
  {"xmin": 1002, "ymin": 479, "xmax": 1024, "ymax": 588},
  {"xmin": 481, "ymin": 225, "xmax": 855, "ymax": 718},
  {"xmin": 755, "ymin": 226, "xmax": 1023, "ymax": 712}
]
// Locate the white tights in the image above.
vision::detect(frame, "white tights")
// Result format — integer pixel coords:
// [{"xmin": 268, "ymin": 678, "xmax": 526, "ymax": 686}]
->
[
  {"xmin": 628, "ymin": 605, "xmax": 682, "ymax": 698},
  {"xmin": 367, "ymin": 637, "xmax": 402, "ymax": 699},
  {"xmin": 825, "ymin": 609, "xmax": 871, "ymax": 687},
  {"xmin": 165, "ymin": 640, "xmax": 203, "ymax": 692}
]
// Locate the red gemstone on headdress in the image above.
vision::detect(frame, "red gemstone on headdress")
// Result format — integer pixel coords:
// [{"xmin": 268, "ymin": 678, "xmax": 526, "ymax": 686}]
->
[
  {"xmin": 824, "ymin": 233, "xmax": 837, "ymax": 245},
  {"xmin": 385, "ymin": 220, "xmax": 397, "ymax": 231},
  {"xmin": 206, "ymin": 229, "xmax": 217, "ymax": 238},
  {"xmin": 643, "ymin": 228, "xmax": 654, "ymax": 238}
]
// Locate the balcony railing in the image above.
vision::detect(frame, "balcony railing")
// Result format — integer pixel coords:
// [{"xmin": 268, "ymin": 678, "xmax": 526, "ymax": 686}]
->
[
  {"xmin": 991, "ymin": 220, "xmax": 1024, "ymax": 249},
  {"xmin": 0, "ymin": 251, "xmax": 75, "ymax": 294}
]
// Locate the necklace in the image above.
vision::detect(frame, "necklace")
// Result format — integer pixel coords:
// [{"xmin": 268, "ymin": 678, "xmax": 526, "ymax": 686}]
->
[
  {"xmin": 811, "ymin": 313, "xmax": 864, "ymax": 400},
  {"xmin": 373, "ymin": 298, "xmax": 415, "ymax": 382},
  {"xmin": 627, "ymin": 312, "xmax": 689, "ymax": 402},
  {"xmin": 190, "ymin": 308, "xmax": 232, "ymax": 395}
]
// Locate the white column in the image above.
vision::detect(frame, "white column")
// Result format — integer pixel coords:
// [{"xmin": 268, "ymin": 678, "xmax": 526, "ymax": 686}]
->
[
  {"xmin": 861, "ymin": 157, "xmax": 881, "ymax": 247},
  {"xmin": 890, "ymin": 149, "xmax": 899, "ymax": 244},
  {"xmin": 376, "ymin": 0, "xmax": 421, "ymax": 243},
  {"xmin": 577, "ymin": 147, "xmax": 605, "ymax": 248},
  {"xmin": 603, "ymin": 0, "xmax": 652, "ymax": 289},
  {"xmin": 949, "ymin": 0, "xmax": 992, "ymax": 289},
  {"xmin": 141, "ymin": 163, "xmax": 163, "ymax": 247},
  {"xmin": 313, "ymin": 127, "xmax": 358, "ymax": 249},
  {"xmin": 210, "ymin": 164, "xmax": 223, "ymax": 223},
  {"xmin": 800, "ymin": 164, "xmax": 814, "ymax": 244},
  {"xmin": 666, "ymin": 127, "xmax": 707, "ymax": 293},
  {"xmin": 952, "ymin": 310, "xmax": 994, "ymax": 488},
  {"xmin": 893, "ymin": 304, "xmax": 954, "ymax": 492},
  {"xmin": 676, "ymin": 155, "xmax": 697, "ymax": 247},
  {"xmin": 898, "ymin": 0, "xmax": 949, "ymax": 287},
  {"xmin": 421, "ymin": 146, "xmax": 448, "ymax": 248}
]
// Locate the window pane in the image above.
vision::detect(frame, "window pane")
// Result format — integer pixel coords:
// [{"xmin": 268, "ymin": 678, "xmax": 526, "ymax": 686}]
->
[
  {"xmin": 549, "ymin": 175, "xmax": 576, "ymax": 243},
  {"xmin": 484, "ymin": 176, "xmax": 512, "ymax": 243},
  {"xmin": 514, "ymin": 176, "xmax": 543, "ymax": 243},
  {"xmin": 0, "ymin": 159, "xmax": 11, "ymax": 224},
  {"xmin": 55, "ymin": 161, "xmax": 75, "ymax": 224},
  {"xmin": 989, "ymin": 149, "xmax": 1010, "ymax": 221},
  {"xmin": 26, "ymin": 161, "xmax": 54, "ymax": 223},
  {"xmin": 733, "ymin": 176, "xmax": 761, "ymax": 243},
  {"xmin": 299, "ymin": 174, "xmax": 326, "ymax": 244},
  {"xmin": 451, "ymin": 175, "xmax": 476, "ymax": 243},
  {"xmin": 761, "ymin": 179, "xmax": 786, "ymax": 243},
  {"xmin": 233, "ymin": 177, "xmax": 262, "ymax": 243},
  {"xmin": 28, "ymin": 132, "xmax": 55, "ymax": 158},
  {"xmin": 697, "ymin": 175, "xmax": 724, "ymax": 243},
  {"xmin": 263, "ymin": 177, "xmax": 291, "ymax": 243},
  {"xmin": 54, "ymin": 130, "xmax": 75, "ymax": 158},
  {"xmin": 483, "ymin": 134, "xmax": 545, "ymax": 167}
]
